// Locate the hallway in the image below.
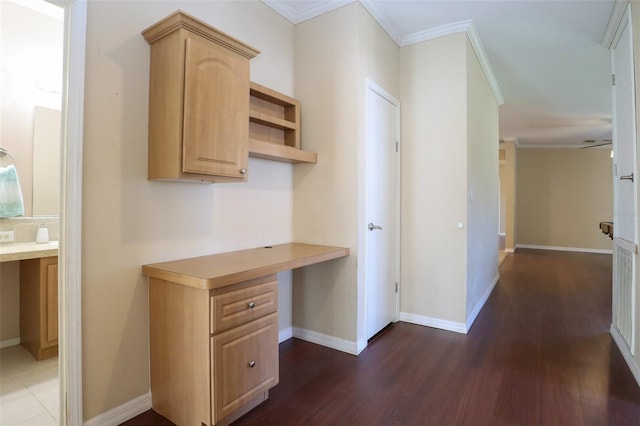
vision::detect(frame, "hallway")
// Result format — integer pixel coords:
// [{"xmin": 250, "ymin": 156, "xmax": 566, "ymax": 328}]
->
[{"xmin": 127, "ymin": 250, "xmax": 640, "ymax": 425}]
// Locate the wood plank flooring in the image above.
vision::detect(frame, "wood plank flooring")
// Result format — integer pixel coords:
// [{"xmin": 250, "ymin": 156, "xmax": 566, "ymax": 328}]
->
[{"xmin": 123, "ymin": 249, "xmax": 640, "ymax": 426}]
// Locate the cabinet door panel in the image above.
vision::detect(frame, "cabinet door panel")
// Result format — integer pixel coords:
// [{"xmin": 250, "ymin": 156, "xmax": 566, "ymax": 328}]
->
[
  {"xmin": 45, "ymin": 264, "xmax": 58, "ymax": 345},
  {"xmin": 212, "ymin": 313, "xmax": 278, "ymax": 422},
  {"xmin": 183, "ymin": 36, "xmax": 248, "ymax": 178}
]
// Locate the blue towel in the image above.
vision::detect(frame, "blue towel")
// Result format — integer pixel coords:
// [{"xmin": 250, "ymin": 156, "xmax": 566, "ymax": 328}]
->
[{"xmin": 0, "ymin": 165, "xmax": 24, "ymax": 218}]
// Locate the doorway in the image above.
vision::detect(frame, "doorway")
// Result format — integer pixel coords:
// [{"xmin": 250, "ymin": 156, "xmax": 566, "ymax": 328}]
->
[
  {"xmin": 363, "ymin": 80, "xmax": 400, "ymax": 341},
  {"xmin": 0, "ymin": 0, "xmax": 86, "ymax": 424}
]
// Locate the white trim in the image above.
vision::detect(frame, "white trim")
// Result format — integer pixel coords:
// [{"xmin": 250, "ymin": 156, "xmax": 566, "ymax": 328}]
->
[
  {"xmin": 515, "ymin": 244, "xmax": 613, "ymax": 255},
  {"xmin": 400, "ymin": 19, "xmax": 471, "ymax": 46},
  {"xmin": 504, "ymin": 248, "xmax": 515, "ymax": 254},
  {"xmin": 610, "ymin": 324, "xmax": 640, "ymax": 387},
  {"xmin": 356, "ymin": 338, "xmax": 367, "ymax": 354},
  {"xmin": 292, "ymin": 327, "xmax": 362, "ymax": 355},
  {"xmin": 498, "ymin": 232, "xmax": 506, "ymax": 237},
  {"xmin": 359, "ymin": 0, "xmax": 403, "ymax": 45},
  {"xmin": 278, "ymin": 326, "xmax": 293, "ymax": 343},
  {"xmin": 466, "ymin": 273, "xmax": 499, "ymax": 331},
  {"xmin": 262, "ymin": 0, "xmax": 355, "ymax": 24},
  {"xmin": 59, "ymin": 1, "xmax": 87, "ymax": 425},
  {"xmin": 84, "ymin": 393, "xmax": 151, "ymax": 426},
  {"xmin": 0, "ymin": 337, "xmax": 20, "ymax": 349},
  {"xmin": 399, "ymin": 312, "xmax": 468, "ymax": 334},
  {"xmin": 603, "ymin": 1, "xmax": 631, "ymax": 48}
]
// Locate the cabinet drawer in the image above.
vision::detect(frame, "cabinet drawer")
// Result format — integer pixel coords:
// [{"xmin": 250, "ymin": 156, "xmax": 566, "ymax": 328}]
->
[
  {"xmin": 210, "ymin": 280, "xmax": 277, "ymax": 334},
  {"xmin": 212, "ymin": 313, "xmax": 279, "ymax": 422}
]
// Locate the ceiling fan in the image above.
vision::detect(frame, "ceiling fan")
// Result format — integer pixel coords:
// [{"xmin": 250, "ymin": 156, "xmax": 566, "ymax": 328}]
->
[{"xmin": 579, "ymin": 139, "xmax": 612, "ymax": 149}]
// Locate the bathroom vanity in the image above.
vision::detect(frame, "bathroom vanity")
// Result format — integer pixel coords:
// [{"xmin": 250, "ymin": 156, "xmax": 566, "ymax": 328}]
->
[{"xmin": 0, "ymin": 241, "xmax": 59, "ymax": 360}]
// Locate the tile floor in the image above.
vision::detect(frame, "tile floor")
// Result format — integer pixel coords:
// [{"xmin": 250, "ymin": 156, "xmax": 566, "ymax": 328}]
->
[{"xmin": 0, "ymin": 345, "xmax": 59, "ymax": 426}]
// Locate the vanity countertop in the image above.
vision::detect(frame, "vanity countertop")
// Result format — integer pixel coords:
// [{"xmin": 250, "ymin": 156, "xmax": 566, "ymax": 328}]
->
[
  {"xmin": 142, "ymin": 242, "xmax": 350, "ymax": 290},
  {"xmin": 0, "ymin": 241, "xmax": 59, "ymax": 262}
]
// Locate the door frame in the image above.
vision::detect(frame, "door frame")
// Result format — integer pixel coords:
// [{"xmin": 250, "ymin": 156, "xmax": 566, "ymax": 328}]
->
[
  {"xmin": 54, "ymin": 0, "xmax": 86, "ymax": 423},
  {"xmin": 357, "ymin": 79, "xmax": 401, "ymax": 352}
]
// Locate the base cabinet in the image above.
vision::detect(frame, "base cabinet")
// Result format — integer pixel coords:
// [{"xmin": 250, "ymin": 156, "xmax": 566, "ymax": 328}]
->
[
  {"xmin": 20, "ymin": 256, "xmax": 58, "ymax": 360},
  {"xmin": 149, "ymin": 274, "xmax": 279, "ymax": 425}
]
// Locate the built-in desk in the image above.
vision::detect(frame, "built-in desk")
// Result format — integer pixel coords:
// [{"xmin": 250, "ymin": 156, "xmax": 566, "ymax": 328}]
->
[{"xmin": 142, "ymin": 242, "xmax": 349, "ymax": 426}]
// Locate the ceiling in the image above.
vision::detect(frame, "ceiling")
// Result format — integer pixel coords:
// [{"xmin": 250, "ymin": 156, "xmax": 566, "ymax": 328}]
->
[{"xmin": 263, "ymin": 0, "xmax": 620, "ymax": 148}]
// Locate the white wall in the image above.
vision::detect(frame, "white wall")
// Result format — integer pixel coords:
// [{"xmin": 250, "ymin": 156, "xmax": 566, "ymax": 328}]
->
[
  {"xmin": 292, "ymin": 3, "xmax": 399, "ymax": 351},
  {"xmin": 399, "ymin": 33, "xmax": 469, "ymax": 325},
  {"xmin": 516, "ymin": 148, "xmax": 613, "ymax": 251},
  {"xmin": 399, "ymin": 33, "xmax": 499, "ymax": 331},
  {"xmin": 83, "ymin": 1, "xmax": 295, "ymax": 419},
  {"xmin": 293, "ymin": 3, "xmax": 359, "ymax": 346},
  {"xmin": 465, "ymin": 39, "xmax": 500, "ymax": 325}
]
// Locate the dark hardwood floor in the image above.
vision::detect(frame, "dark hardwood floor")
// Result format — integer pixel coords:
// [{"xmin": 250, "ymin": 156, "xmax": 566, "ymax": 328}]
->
[{"xmin": 123, "ymin": 249, "xmax": 640, "ymax": 426}]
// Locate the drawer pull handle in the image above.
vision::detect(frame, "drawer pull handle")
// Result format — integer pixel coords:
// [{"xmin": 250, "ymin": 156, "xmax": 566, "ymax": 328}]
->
[
  {"xmin": 248, "ymin": 361, "xmax": 256, "ymax": 368},
  {"xmin": 248, "ymin": 301, "xmax": 255, "ymax": 309}
]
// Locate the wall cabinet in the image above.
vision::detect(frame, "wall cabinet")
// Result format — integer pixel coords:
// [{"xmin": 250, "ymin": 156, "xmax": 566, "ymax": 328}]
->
[
  {"xmin": 20, "ymin": 256, "xmax": 58, "ymax": 360},
  {"xmin": 142, "ymin": 10, "xmax": 259, "ymax": 182}
]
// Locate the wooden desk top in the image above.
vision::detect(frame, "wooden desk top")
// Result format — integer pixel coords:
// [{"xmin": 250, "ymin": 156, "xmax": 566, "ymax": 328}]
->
[{"xmin": 142, "ymin": 242, "xmax": 350, "ymax": 290}]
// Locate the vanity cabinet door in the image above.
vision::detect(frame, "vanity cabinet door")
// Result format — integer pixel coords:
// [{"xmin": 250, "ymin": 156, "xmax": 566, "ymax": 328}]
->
[
  {"xmin": 20, "ymin": 256, "xmax": 58, "ymax": 360},
  {"xmin": 45, "ymin": 262, "xmax": 58, "ymax": 346}
]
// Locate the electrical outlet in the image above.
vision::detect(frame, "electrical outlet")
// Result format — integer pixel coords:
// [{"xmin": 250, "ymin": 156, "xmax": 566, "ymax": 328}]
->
[{"xmin": 0, "ymin": 231, "xmax": 15, "ymax": 243}]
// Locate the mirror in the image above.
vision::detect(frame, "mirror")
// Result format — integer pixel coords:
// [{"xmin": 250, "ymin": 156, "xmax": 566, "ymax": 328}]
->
[{"xmin": 0, "ymin": 0, "xmax": 63, "ymax": 217}]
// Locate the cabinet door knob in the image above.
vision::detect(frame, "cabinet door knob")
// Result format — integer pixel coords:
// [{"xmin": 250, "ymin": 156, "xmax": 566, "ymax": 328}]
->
[
  {"xmin": 248, "ymin": 301, "xmax": 255, "ymax": 309},
  {"xmin": 248, "ymin": 361, "xmax": 256, "ymax": 368},
  {"xmin": 240, "ymin": 168, "xmax": 247, "ymax": 175}
]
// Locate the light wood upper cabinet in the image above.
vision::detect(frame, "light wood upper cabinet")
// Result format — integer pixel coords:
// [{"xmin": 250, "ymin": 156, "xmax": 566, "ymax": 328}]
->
[{"xmin": 142, "ymin": 10, "xmax": 259, "ymax": 182}]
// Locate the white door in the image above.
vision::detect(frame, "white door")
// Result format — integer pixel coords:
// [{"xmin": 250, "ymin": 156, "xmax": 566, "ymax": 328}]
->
[
  {"xmin": 365, "ymin": 80, "xmax": 399, "ymax": 340},
  {"xmin": 611, "ymin": 5, "xmax": 637, "ymax": 353}
]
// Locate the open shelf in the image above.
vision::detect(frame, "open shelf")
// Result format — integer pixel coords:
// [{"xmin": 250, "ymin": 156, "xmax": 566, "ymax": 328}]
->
[
  {"xmin": 249, "ymin": 139, "xmax": 317, "ymax": 163},
  {"xmin": 248, "ymin": 82, "xmax": 316, "ymax": 164}
]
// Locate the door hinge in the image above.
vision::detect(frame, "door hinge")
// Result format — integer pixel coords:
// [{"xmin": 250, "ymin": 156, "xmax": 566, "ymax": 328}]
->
[
  {"xmin": 612, "ymin": 74, "xmax": 616, "ymax": 86},
  {"xmin": 395, "ymin": 141, "xmax": 399, "ymax": 153},
  {"xmin": 395, "ymin": 282, "xmax": 398, "ymax": 293}
]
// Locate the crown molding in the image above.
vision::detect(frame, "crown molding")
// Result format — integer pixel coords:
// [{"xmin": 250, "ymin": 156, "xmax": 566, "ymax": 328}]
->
[
  {"xmin": 602, "ymin": 0, "xmax": 630, "ymax": 48},
  {"xmin": 359, "ymin": 0, "xmax": 403, "ymax": 45},
  {"xmin": 262, "ymin": 0, "xmax": 355, "ymax": 24},
  {"xmin": 263, "ymin": 1, "xmax": 504, "ymax": 106},
  {"xmin": 465, "ymin": 21, "xmax": 505, "ymax": 106},
  {"xmin": 400, "ymin": 19, "xmax": 472, "ymax": 47}
]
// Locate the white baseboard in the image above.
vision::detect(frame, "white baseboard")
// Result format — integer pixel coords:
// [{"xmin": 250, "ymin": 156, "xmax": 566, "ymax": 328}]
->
[
  {"xmin": 610, "ymin": 324, "xmax": 640, "ymax": 387},
  {"xmin": 292, "ymin": 327, "xmax": 361, "ymax": 355},
  {"xmin": 0, "ymin": 337, "xmax": 20, "ymax": 349},
  {"xmin": 515, "ymin": 244, "xmax": 613, "ymax": 255},
  {"xmin": 279, "ymin": 326, "xmax": 293, "ymax": 343},
  {"xmin": 84, "ymin": 392, "xmax": 151, "ymax": 426},
  {"xmin": 399, "ymin": 312, "xmax": 467, "ymax": 334},
  {"xmin": 466, "ymin": 273, "xmax": 499, "ymax": 331},
  {"xmin": 504, "ymin": 248, "xmax": 515, "ymax": 254}
]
